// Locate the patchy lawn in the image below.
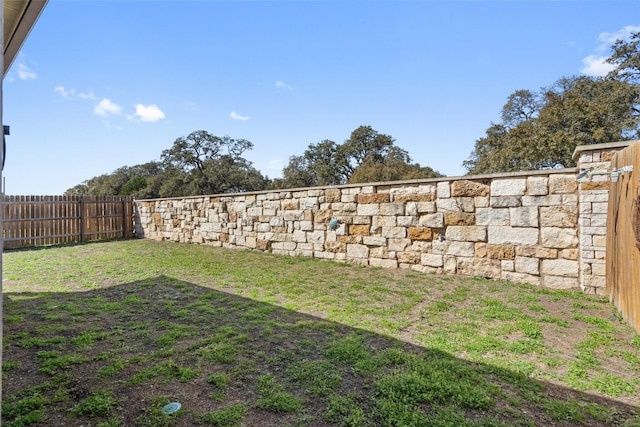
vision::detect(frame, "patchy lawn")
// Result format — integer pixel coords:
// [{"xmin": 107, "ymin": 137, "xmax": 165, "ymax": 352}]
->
[{"xmin": 2, "ymin": 239, "xmax": 639, "ymax": 426}]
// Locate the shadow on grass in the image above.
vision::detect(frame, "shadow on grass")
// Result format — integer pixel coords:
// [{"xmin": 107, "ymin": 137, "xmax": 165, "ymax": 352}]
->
[{"xmin": 3, "ymin": 276, "xmax": 639, "ymax": 426}]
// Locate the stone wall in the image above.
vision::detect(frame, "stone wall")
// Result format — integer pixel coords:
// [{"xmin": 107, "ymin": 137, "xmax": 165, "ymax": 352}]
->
[{"xmin": 134, "ymin": 142, "xmax": 633, "ymax": 295}]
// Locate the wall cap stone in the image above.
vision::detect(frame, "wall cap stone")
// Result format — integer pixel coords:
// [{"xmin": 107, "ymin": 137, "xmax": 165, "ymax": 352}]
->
[{"xmin": 572, "ymin": 140, "xmax": 635, "ymax": 161}]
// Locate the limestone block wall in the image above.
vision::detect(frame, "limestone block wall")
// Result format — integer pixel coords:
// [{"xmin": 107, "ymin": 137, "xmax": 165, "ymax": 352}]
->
[
  {"xmin": 135, "ymin": 171, "xmax": 582, "ymax": 289},
  {"xmin": 134, "ymin": 142, "xmax": 633, "ymax": 294}
]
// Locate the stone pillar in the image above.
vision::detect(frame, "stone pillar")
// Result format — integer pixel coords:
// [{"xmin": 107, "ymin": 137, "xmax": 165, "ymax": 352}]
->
[{"xmin": 573, "ymin": 141, "xmax": 633, "ymax": 294}]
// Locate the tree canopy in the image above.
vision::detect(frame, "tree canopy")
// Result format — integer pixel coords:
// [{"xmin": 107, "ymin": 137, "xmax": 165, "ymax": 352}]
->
[
  {"xmin": 67, "ymin": 126, "xmax": 442, "ymax": 197},
  {"xmin": 278, "ymin": 125, "xmax": 442, "ymax": 188},
  {"xmin": 464, "ymin": 32, "xmax": 640, "ymax": 174}
]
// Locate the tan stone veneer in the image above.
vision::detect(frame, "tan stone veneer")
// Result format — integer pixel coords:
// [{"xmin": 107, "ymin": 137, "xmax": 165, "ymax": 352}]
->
[{"xmin": 134, "ymin": 141, "xmax": 635, "ymax": 295}]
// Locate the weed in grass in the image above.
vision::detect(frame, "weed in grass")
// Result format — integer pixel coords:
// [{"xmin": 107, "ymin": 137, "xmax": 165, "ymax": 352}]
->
[
  {"xmin": 36, "ymin": 351, "xmax": 87, "ymax": 375},
  {"xmin": 508, "ymin": 339, "xmax": 545, "ymax": 355},
  {"xmin": 572, "ymin": 313, "xmax": 615, "ymax": 331},
  {"xmin": 516, "ymin": 320, "xmax": 542, "ymax": 339},
  {"xmin": 3, "ymin": 361, "xmax": 20, "ymax": 372},
  {"xmin": 325, "ymin": 335, "xmax": 369, "ymax": 365},
  {"xmin": 526, "ymin": 303, "xmax": 548, "ymax": 313},
  {"xmin": 324, "ymin": 394, "xmax": 365, "ymax": 427},
  {"xmin": 289, "ymin": 360, "xmax": 342, "ymax": 397},
  {"xmin": 2, "ymin": 392, "xmax": 48, "ymax": 426},
  {"xmin": 72, "ymin": 329, "xmax": 109, "ymax": 350},
  {"xmin": 98, "ymin": 357, "xmax": 126, "ymax": 378},
  {"xmin": 71, "ymin": 390, "xmax": 116, "ymax": 417},
  {"xmin": 201, "ymin": 403, "xmax": 248, "ymax": 426},
  {"xmin": 544, "ymin": 399, "xmax": 585, "ymax": 423},
  {"xmin": 479, "ymin": 299, "xmax": 521, "ymax": 321},
  {"xmin": 591, "ymin": 373, "xmax": 637, "ymax": 397},
  {"xmin": 195, "ymin": 341, "xmax": 238, "ymax": 364},
  {"xmin": 128, "ymin": 359, "xmax": 198, "ymax": 385},
  {"xmin": 256, "ymin": 374, "xmax": 302, "ymax": 413},
  {"xmin": 207, "ymin": 372, "xmax": 230, "ymax": 401},
  {"xmin": 539, "ymin": 315, "xmax": 571, "ymax": 328},
  {"xmin": 20, "ymin": 336, "xmax": 66, "ymax": 348},
  {"xmin": 427, "ymin": 300, "xmax": 453, "ymax": 313}
]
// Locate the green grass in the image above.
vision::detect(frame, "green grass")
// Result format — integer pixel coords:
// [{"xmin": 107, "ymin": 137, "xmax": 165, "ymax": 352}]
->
[{"xmin": 2, "ymin": 239, "xmax": 639, "ymax": 426}]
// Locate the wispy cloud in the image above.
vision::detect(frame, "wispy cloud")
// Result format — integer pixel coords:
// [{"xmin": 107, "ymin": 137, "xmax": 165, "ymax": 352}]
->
[
  {"xmin": 276, "ymin": 80, "xmax": 293, "ymax": 91},
  {"xmin": 230, "ymin": 111, "xmax": 250, "ymax": 121},
  {"xmin": 94, "ymin": 98, "xmax": 122, "ymax": 117},
  {"xmin": 132, "ymin": 104, "xmax": 166, "ymax": 122},
  {"xmin": 581, "ymin": 25, "xmax": 640, "ymax": 76},
  {"xmin": 17, "ymin": 63, "xmax": 37, "ymax": 80},
  {"xmin": 78, "ymin": 91, "xmax": 98, "ymax": 101},
  {"xmin": 54, "ymin": 86, "xmax": 75, "ymax": 97}
]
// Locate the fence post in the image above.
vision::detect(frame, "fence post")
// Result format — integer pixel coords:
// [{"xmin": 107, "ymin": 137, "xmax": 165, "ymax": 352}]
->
[{"xmin": 79, "ymin": 197, "xmax": 85, "ymax": 243}]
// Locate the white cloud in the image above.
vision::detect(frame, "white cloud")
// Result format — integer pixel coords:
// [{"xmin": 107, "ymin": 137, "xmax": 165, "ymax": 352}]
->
[
  {"xmin": 17, "ymin": 63, "xmax": 37, "ymax": 80},
  {"xmin": 94, "ymin": 98, "xmax": 122, "ymax": 116},
  {"xmin": 276, "ymin": 80, "xmax": 293, "ymax": 91},
  {"xmin": 581, "ymin": 25, "xmax": 640, "ymax": 76},
  {"xmin": 54, "ymin": 86, "xmax": 74, "ymax": 97},
  {"xmin": 581, "ymin": 55, "xmax": 616, "ymax": 77},
  {"xmin": 597, "ymin": 25, "xmax": 640, "ymax": 45},
  {"xmin": 78, "ymin": 91, "xmax": 98, "ymax": 101},
  {"xmin": 230, "ymin": 111, "xmax": 250, "ymax": 121},
  {"xmin": 133, "ymin": 104, "xmax": 165, "ymax": 122}
]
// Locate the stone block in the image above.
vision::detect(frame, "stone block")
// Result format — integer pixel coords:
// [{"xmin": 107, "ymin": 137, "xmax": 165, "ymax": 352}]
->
[
  {"xmin": 380, "ymin": 203, "xmax": 405, "ymax": 216},
  {"xmin": 349, "ymin": 224, "xmax": 370, "ymax": 236},
  {"xmin": 394, "ymin": 193, "xmax": 434, "ymax": 203},
  {"xmin": 422, "ymin": 253, "xmax": 444, "ymax": 267},
  {"xmin": 408, "ymin": 227, "xmax": 433, "ymax": 241},
  {"xmin": 475, "ymin": 196, "xmax": 490, "ymax": 208},
  {"xmin": 502, "ymin": 272, "xmax": 540, "ymax": 286},
  {"xmin": 491, "ymin": 179, "xmax": 527, "ymax": 196},
  {"xmin": 397, "ymin": 216, "xmax": 417, "ymax": 227},
  {"xmin": 444, "ymin": 256, "xmax": 457, "ymax": 274},
  {"xmin": 541, "ymin": 227, "xmax": 578, "ymax": 249},
  {"xmin": 515, "ymin": 256, "xmax": 539, "ymax": 275},
  {"xmin": 446, "ymin": 226, "xmax": 486, "ymax": 242},
  {"xmin": 451, "ymin": 180, "xmax": 490, "ymax": 197},
  {"xmin": 325, "ymin": 188, "xmax": 341, "ymax": 203},
  {"xmin": 488, "ymin": 226, "xmax": 539, "ymax": 246},
  {"xmin": 559, "ymin": 248, "xmax": 578, "ymax": 260},
  {"xmin": 370, "ymin": 246, "xmax": 389, "ymax": 258},
  {"xmin": 540, "ymin": 206, "xmax": 577, "ymax": 227},
  {"xmin": 417, "ymin": 202, "xmax": 437, "ymax": 213},
  {"xmin": 502, "ymin": 260, "xmax": 515, "ymax": 272},
  {"xmin": 282, "ymin": 200, "xmax": 299, "ymax": 210},
  {"xmin": 373, "ymin": 216, "xmax": 397, "ymax": 228},
  {"xmin": 437, "ymin": 181, "xmax": 451, "ymax": 198},
  {"xmin": 527, "ymin": 176, "xmax": 548, "ymax": 196},
  {"xmin": 308, "ymin": 231, "xmax": 325, "ymax": 244},
  {"xmin": 509, "ymin": 207, "xmax": 539, "ymax": 227},
  {"xmin": 389, "ymin": 238, "xmax": 411, "ymax": 251},
  {"xmin": 521, "ymin": 195, "xmax": 562, "ymax": 206},
  {"xmin": 363, "ymin": 236, "xmax": 387, "ymax": 246},
  {"xmin": 444, "ymin": 212, "xmax": 476, "ymax": 226},
  {"xmin": 436, "ymin": 198, "xmax": 460, "ymax": 211},
  {"xmin": 457, "ymin": 257, "xmax": 501, "ymax": 279},
  {"xmin": 315, "ymin": 209, "xmax": 333, "ymax": 224},
  {"xmin": 446, "ymin": 241, "xmax": 475, "ymax": 257},
  {"xmin": 358, "ymin": 193, "xmax": 390, "ymax": 204},
  {"xmin": 474, "ymin": 242, "xmax": 487, "ymax": 258},
  {"xmin": 476, "ymin": 208, "xmax": 510, "ymax": 226},
  {"xmin": 549, "ymin": 174, "xmax": 577, "ymax": 194},
  {"xmin": 580, "ymin": 181, "xmax": 609, "ymax": 191},
  {"xmin": 541, "ymin": 259, "xmax": 578, "ymax": 277},
  {"xmin": 338, "ymin": 235, "xmax": 361, "ymax": 244},
  {"xmin": 370, "ymin": 258, "xmax": 398, "ymax": 269},
  {"xmin": 398, "ymin": 251, "xmax": 421, "ymax": 264},
  {"xmin": 490, "ymin": 196, "xmax": 522, "ymax": 208},
  {"xmin": 357, "ymin": 204, "xmax": 380, "ymax": 216},
  {"xmin": 486, "ymin": 244, "xmax": 515, "ymax": 260},
  {"xmin": 347, "ymin": 244, "xmax": 369, "ymax": 259},
  {"xmin": 419, "ymin": 213, "xmax": 444, "ymax": 228},
  {"xmin": 382, "ymin": 227, "xmax": 406, "ymax": 238},
  {"xmin": 324, "ymin": 241, "xmax": 346, "ymax": 253}
]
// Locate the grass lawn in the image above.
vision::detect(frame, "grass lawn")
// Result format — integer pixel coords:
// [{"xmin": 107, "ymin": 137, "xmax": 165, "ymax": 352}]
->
[{"xmin": 2, "ymin": 239, "xmax": 639, "ymax": 426}]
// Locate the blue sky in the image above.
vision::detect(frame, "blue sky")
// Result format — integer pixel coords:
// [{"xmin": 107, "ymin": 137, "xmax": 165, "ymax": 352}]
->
[{"xmin": 3, "ymin": 0, "xmax": 639, "ymax": 195}]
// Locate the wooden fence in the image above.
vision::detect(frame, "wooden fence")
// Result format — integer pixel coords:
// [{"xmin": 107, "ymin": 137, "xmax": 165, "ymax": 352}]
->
[
  {"xmin": 2, "ymin": 195, "xmax": 134, "ymax": 249},
  {"xmin": 606, "ymin": 142, "xmax": 640, "ymax": 333}
]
